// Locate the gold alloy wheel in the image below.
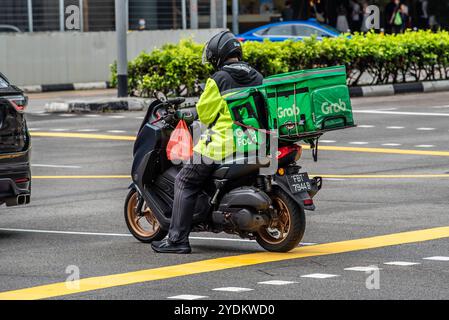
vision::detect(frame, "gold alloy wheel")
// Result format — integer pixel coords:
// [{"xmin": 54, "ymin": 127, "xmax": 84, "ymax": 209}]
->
[
  {"xmin": 126, "ymin": 192, "xmax": 160, "ymax": 238},
  {"xmin": 258, "ymin": 196, "xmax": 291, "ymax": 245}
]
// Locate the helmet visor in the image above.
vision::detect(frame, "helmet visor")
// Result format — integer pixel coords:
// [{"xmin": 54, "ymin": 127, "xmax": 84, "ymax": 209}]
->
[{"xmin": 202, "ymin": 42, "xmax": 209, "ymax": 65}]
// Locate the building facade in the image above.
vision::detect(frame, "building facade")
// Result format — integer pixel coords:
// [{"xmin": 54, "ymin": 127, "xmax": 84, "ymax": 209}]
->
[{"xmin": 1, "ymin": 0, "xmax": 448, "ymax": 33}]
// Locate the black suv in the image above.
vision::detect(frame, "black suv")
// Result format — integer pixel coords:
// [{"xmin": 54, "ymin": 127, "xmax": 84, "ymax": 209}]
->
[{"xmin": 0, "ymin": 73, "xmax": 31, "ymax": 207}]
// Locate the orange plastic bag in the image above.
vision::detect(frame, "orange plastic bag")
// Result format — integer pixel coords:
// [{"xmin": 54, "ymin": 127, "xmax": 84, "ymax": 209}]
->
[{"xmin": 166, "ymin": 120, "xmax": 193, "ymax": 161}]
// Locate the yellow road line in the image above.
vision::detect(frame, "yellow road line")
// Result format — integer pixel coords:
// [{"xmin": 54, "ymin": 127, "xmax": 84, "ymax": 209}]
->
[
  {"xmin": 318, "ymin": 174, "xmax": 449, "ymax": 179},
  {"xmin": 30, "ymin": 132, "xmax": 135, "ymax": 141},
  {"xmin": 32, "ymin": 175, "xmax": 130, "ymax": 179},
  {"xmin": 31, "ymin": 132, "xmax": 449, "ymax": 157},
  {"xmin": 302, "ymin": 145, "xmax": 449, "ymax": 157},
  {"xmin": 1, "ymin": 226, "xmax": 448, "ymax": 300}
]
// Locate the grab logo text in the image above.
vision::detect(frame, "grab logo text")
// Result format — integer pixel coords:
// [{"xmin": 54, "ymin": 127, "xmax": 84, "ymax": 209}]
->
[
  {"xmin": 321, "ymin": 99, "xmax": 347, "ymax": 115},
  {"xmin": 235, "ymin": 128, "xmax": 257, "ymax": 147},
  {"xmin": 278, "ymin": 105, "xmax": 300, "ymax": 119}
]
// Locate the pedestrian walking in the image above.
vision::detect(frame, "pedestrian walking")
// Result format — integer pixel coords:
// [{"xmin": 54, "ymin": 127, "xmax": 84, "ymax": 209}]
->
[
  {"xmin": 360, "ymin": 1, "xmax": 370, "ymax": 33},
  {"xmin": 336, "ymin": 4, "xmax": 350, "ymax": 33},
  {"xmin": 385, "ymin": 0, "xmax": 398, "ymax": 34},
  {"xmin": 387, "ymin": 0, "xmax": 402, "ymax": 34},
  {"xmin": 416, "ymin": 0, "xmax": 429, "ymax": 30},
  {"xmin": 310, "ymin": 0, "xmax": 326, "ymax": 24},
  {"xmin": 400, "ymin": 3, "xmax": 410, "ymax": 32},
  {"xmin": 349, "ymin": 0, "xmax": 362, "ymax": 32},
  {"xmin": 281, "ymin": 0, "xmax": 294, "ymax": 21}
]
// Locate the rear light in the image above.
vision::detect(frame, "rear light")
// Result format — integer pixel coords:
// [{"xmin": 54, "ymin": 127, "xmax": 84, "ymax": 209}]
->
[
  {"xmin": 237, "ymin": 37, "xmax": 245, "ymax": 42},
  {"xmin": 303, "ymin": 199, "xmax": 314, "ymax": 206},
  {"xmin": 6, "ymin": 95, "xmax": 28, "ymax": 113},
  {"xmin": 277, "ymin": 144, "xmax": 302, "ymax": 160},
  {"xmin": 15, "ymin": 178, "xmax": 30, "ymax": 184}
]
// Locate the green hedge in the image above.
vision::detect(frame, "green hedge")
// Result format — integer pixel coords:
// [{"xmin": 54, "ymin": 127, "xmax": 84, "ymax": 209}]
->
[{"xmin": 111, "ymin": 30, "xmax": 449, "ymax": 97}]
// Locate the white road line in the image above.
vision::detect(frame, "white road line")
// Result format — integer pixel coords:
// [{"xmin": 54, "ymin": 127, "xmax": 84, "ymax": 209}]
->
[
  {"xmin": 108, "ymin": 115, "xmax": 125, "ymax": 119},
  {"xmin": 32, "ymin": 164, "xmax": 82, "ymax": 169},
  {"xmin": 258, "ymin": 280, "xmax": 298, "ymax": 285},
  {"xmin": 49, "ymin": 128, "xmax": 70, "ymax": 132},
  {"xmin": 382, "ymin": 143, "xmax": 402, "ymax": 147},
  {"xmin": 353, "ymin": 110, "xmax": 449, "ymax": 117},
  {"xmin": 416, "ymin": 128, "xmax": 435, "ymax": 131},
  {"xmin": 212, "ymin": 287, "xmax": 253, "ymax": 292},
  {"xmin": 136, "ymin": 116, "xmax": 145, "ymax": 120},
  {"xmin": 77, "ymin": 129, "xmax": 100, "ymax": 132},
  {"xmin": 0, "ymin": 227, "xmax": 317, "ymax": 246},
  {"xmin": 301, "ymin": 273, "xmax": 339, "ymax": 279},
  {"xmin": 84, "ymin": 114, "xmax": 100, "ymax": 118},
  {"xmin": 320, "ymin": 140, "xmax": 337, "ymax": 143},
  {"xmin": 423, "ymin": 256, "xmax": 449, "ymax": 261},
  {"xmin": 58, "ymin": 114, "xmax": 76, "ymax": 117},
  {"xmin": 357, "ymin": 125, "xmax": 375, "ymax": 128},
  {"xmin": 28, "ymin": 128, "xmax": 42, "ymax": 131},
  {"xmin": 431, "ymin": 105, "xmax": 449, "ymax": 109},
  {"xmin": 168, "ymin": 295, "xmax": 208, "ymax": 300},
  {"xmin": 344, "ymin": 266, "xmax": 382, "ymax": 272},
  {"xmin": 376, "ymin": 108, "xmax": 397, "ymax": 111},
  {"xmin": 386, "ymin": 126, "xmax": 405, "ymax": 130},
  {"xmin": 0, "ymin": 228, "xmax": 132, "ymax": 237},
  {"xmin": 384, "ymin": 261, "xmax": 421, "ymax": 266},
  {"xmin": 415, "ymin": 145, "xmax": 435, "ymax": 148},
  {"xmin": 349, "ymin": 142, "xmax": 369, "ymax": 145},
  {"xmin": 107, "ymin": 130, "xmax": 127, "ymax": 133}
]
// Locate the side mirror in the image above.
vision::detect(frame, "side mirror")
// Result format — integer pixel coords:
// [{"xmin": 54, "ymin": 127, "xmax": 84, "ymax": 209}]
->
[
  {"xmin": 194, "ymin": 79, "xmax": 206, "ymax": 94},
  {"xmin": 155, "ymin": 91, "xmax": 168, "ymax": 103}
]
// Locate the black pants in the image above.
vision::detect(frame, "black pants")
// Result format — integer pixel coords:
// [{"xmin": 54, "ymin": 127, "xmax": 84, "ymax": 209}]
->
[{"xmin": 168, "ymin": 164, "xmax": 217, "ymax": 244}]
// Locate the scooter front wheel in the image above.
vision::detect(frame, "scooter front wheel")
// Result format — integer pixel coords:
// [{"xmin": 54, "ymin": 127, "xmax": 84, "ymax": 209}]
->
[
  {"xmin": 256, "ymin": 187, "xmax": 306, "ymax": 252},
  {"xmin": 124, "ymin": 189, "xmax": 168, "ymax": 243}
]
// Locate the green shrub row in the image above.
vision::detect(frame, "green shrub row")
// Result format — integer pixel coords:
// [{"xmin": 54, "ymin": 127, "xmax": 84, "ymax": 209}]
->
[{"xmin": 111, "ymin": 30, "xmax": 449, "ymax": 97}]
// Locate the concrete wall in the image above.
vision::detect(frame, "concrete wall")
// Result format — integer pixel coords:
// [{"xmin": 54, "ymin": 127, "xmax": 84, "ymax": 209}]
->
[{"xmin": 0, "ymin": 29, "xmax": 224, "ymax": 86}]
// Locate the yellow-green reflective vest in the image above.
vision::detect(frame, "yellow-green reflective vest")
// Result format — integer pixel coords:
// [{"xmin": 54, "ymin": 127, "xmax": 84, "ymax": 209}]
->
[{"xmin": 193, "ymin": 78, "xmax": 235, "ymax": 161}]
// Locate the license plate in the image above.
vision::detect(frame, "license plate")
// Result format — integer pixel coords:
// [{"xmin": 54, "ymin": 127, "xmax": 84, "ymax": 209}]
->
[{"xmin": 287, "ymin": 172, "xmax": 312, "ymax": 194}]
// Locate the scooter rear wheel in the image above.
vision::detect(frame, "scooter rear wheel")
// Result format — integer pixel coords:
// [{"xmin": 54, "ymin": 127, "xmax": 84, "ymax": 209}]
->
[
  {"xmin": 124, "ymin": 189, "xmax": 167, "ymax": 243},
  {"xmin": 256, "ymin": 187, "xmax": 306, "ymax": 252}
]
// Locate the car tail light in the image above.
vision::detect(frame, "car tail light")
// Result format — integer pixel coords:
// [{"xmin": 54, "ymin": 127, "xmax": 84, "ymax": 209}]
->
[
  {"xmin": 15, "ymin": 178, "xmax": 30, "ymax": 184},
  {"xmin": 6, "ymin": 95, "xmax": 28, "ymax": 113},
  {"xmin": 277, "ymin": 144, "xmax": 302, "ymax": 161},
  {"xmin": 237, "ymin": 37, "xmax": 245, "ymax": 42}
]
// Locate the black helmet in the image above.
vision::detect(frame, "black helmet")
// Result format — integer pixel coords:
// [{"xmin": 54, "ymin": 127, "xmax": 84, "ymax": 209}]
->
[{"xmin": 202, "ymin": 31, "xmax": 243, "ymax": 69}]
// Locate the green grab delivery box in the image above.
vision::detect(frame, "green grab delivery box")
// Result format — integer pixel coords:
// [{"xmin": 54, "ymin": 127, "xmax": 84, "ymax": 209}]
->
[
  {"xmin": 224, "ymin": 88, "xmax": 265, "ymax": 154},
  {"xmin": 224, "ymin": 65, "xmax": 355, "ymax": 154},
  {"xmin": 262, "ymin": 65, "xmax": 355, "ymax": 138}
]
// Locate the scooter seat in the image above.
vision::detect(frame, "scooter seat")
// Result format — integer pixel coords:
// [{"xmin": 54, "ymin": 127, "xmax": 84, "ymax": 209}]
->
[{"xmin": 212, "ymin": 156, "xmax": 271, "ymax": 180}]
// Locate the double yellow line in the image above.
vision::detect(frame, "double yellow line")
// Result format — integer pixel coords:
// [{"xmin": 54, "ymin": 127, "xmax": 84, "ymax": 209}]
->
[
  {"xmin": 29, "ymin": 131, "xmax": 449, "ymax": 180},
  {"xmin": 31, "ymin": 131, "xmax": 449, "ymax": 157}
]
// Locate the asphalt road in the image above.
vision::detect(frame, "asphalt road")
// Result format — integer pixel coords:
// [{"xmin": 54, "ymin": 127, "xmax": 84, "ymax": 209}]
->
[{"xmin": 0, "ymin": 89, "xmax": 448, "ymax": 300}]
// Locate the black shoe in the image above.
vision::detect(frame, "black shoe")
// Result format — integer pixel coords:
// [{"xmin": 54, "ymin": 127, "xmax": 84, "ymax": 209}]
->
[{"xmin": 151, "ymin": 239, "xmax": 192, "ymax": 254}]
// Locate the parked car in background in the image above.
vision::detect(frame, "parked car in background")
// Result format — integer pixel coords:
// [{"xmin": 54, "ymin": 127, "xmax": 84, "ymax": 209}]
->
[
  {"xmin": 0, "ymin": 25, "xmax": 22, "ymax": 33},
  {"xmin": 237, "ymin": 19, "xmax": 341, "ymax": 42},
  {"xmin": 0, "ymin": 73, "xmax": 31, "ymax": 207}
]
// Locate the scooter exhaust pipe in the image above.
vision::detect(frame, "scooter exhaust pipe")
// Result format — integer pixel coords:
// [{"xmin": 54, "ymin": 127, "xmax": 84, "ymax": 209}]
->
[
  {"xmin": 5, "ymin": 194, "xmax": 30, "ymax": 207},
  {"xmin": 17, "ymin": 195, "xmax": 27, "ymax": 206}
]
